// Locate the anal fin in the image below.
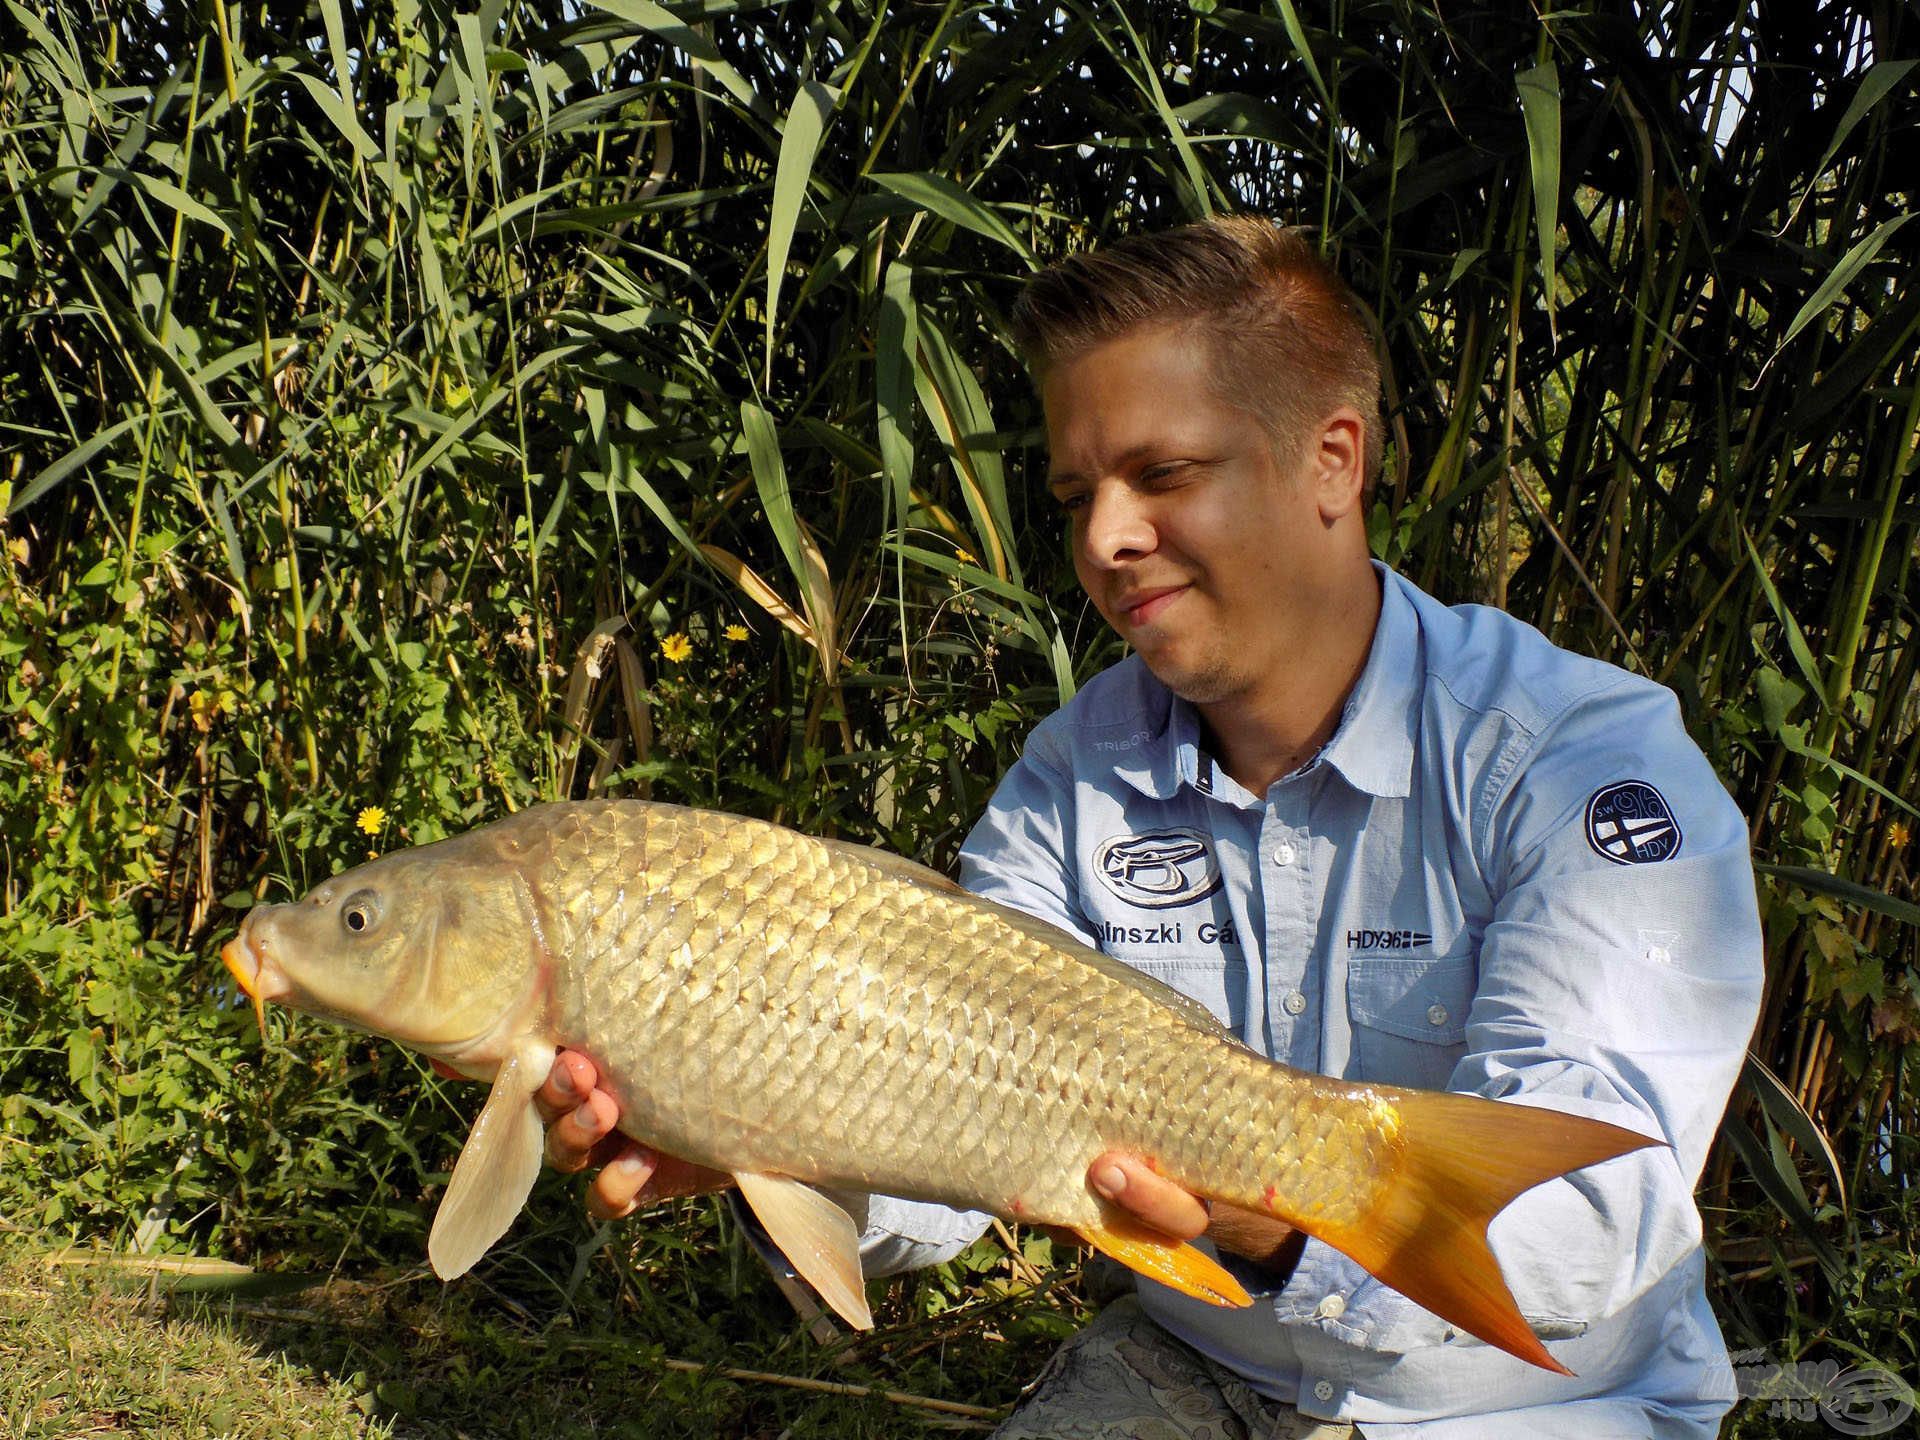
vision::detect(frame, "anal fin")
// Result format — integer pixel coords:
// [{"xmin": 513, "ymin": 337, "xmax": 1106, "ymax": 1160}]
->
[
  {"xmin": 1072, "ymin": 1205, "xmax": 1252, "ymax": 1308},
  {"xmin": 734, "ymin": 1171, "xmax": 873, "ymax": 1330},
  {"xmin": 427, "ymin": 1038, "xmax": 551, "ymax": 1280}
]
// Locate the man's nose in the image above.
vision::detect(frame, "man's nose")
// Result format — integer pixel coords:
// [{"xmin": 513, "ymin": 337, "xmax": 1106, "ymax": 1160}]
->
[{"xmin": 1080, "ymin": 484, "xmax": 1155, "ymax": 568}]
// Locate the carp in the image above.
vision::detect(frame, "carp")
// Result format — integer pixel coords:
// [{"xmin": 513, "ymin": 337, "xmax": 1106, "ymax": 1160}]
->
[{"xmin": 221, "ymin": 799, "xmax": 1658, "ymax": 1372}]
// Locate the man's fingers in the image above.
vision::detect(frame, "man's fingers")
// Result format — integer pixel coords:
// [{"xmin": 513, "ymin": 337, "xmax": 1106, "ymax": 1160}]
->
[
  {"xmin": 546, "ymin": 1088, "xmax": 618, "ymax": 1173},
  {"xmin": 1088, "ymin": 1152, "xmax": 1210, "ymax": 1241},
  {"xmin": 587, "ymin": 1141, "xmax": 658, "ymax": 1221},
  {"xmin": 534, "ymin": 1049, "xmax": 600, "ymax": 1125}
]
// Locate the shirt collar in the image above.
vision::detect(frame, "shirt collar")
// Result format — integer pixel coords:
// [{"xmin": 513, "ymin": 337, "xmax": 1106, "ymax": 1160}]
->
[
  {"xmin": 1109, "ymin": 670, "xmax": 1192, "ymax": 802},
  {"xmin": 1113, "ymin": 562, "xmax": 1420, "ymax": 803},
  {"xmin": 1315, "ymin": 563, "xmax": 1420, "ymax": 800}
]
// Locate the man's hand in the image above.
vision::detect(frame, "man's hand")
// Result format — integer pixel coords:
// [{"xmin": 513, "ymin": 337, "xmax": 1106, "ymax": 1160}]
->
[
  {"xmin": 1086, "ymin": 1152, "xmax": 1305, "ymax": 1276},
  {"xmin": 468, "ymin": 1048, "xmax": 732, "ymax": 1219}
]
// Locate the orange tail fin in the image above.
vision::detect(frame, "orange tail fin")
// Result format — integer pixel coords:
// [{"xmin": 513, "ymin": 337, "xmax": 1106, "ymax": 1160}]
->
[
  {"xmin": 1309, "ymin": 1093, "xmax": 1661, "ymax": 1376},
  {"xmin": 1072, "ymin": 1205, "xmax": 1253, "ymax": 1308}
]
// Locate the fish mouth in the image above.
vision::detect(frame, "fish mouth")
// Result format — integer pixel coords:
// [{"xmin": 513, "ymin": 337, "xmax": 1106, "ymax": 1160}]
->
[{"xmin": 221, "ymin": 918, "xmax": 291, "ymax": 1041}]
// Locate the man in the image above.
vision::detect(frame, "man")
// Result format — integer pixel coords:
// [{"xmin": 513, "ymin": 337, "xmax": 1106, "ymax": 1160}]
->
[{"xmin": 533, "ymin": 218, "xmax": 1763, "ymax": 1436}]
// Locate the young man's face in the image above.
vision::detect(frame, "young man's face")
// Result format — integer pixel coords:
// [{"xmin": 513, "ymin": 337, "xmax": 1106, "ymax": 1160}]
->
[{"xmin": 1042, "ymin": 322, "xmax": 1359, "ymax": 710}]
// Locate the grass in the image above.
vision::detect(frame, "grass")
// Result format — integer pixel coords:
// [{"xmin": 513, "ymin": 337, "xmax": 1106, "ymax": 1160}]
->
[
  {"xmin": 0, "ymin": 1254, "xmax": 392, "ymax": 1439},
  {"xmin": 0, "ymin": 1242, "xmax": 1078, "ymax": 1438},
  {"xmin": 4, "ymin": 1247, "xmax": 1905, "ymax": 1439}
]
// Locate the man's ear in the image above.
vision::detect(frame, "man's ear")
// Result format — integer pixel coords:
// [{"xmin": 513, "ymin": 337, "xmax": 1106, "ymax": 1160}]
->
[{"xmin": 1309, "ymin": 407, "xmax": 1368, "ymax": 523}]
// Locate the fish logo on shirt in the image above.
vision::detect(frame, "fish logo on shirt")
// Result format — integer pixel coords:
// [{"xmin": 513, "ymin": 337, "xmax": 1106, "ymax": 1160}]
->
[
  {"xmin": 1093, "ymin": 828, "xmax": 1223, "ymax": 909},
  {"xmin": 1585, "ymin": 781, "xmax": 1682, "ymax": 865}
]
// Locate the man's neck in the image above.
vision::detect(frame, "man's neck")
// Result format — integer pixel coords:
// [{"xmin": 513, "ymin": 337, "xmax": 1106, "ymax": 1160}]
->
[{"xmin": 1199, "ymin": 566, "xmax": 1384, "ymax": 796}]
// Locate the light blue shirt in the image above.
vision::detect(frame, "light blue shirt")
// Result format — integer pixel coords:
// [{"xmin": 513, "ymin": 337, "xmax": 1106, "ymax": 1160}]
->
[{"xmin": 860, "ymin": 565, "xmax": 1763, "ymax": 1438}]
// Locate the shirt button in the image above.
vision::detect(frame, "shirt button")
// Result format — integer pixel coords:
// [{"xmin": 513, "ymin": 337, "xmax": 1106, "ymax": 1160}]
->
[
  {"xmin": 1426, "ymin": 1003, "xmax": 1450, "ymax": 1027},
  {"xmin": 1283, "ymin": 990, "xmax": 1307, "ymax": 1016},
  {"xmin": 1268, "ymin": 840, "xmax": 1296, "ymax": 866},
  {"xmin": 1316, "ymin": 1293, "xmax": 1346, "ymax": 1319},
  {"xmin": 1313, "ymin": 1379, "xmax": 1335, "ymax": 1403}
]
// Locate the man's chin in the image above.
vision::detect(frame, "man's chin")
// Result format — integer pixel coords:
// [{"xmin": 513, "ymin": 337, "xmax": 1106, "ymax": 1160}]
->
[{"xmin": 1136, "ymin": 648, "xmax": 1238, "ymax": 707}]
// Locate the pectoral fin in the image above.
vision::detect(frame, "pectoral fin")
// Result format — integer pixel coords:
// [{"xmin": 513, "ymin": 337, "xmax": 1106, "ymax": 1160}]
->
[
  {"xmin": 733, "ymin": 1171, "xmax": 873, "ymax": 1329},
  {"xmin": 1071, "ymin": 1206, "xmax": 1252, "ymax": 1308},
  {"xmin": 428, "ymin": 1038, "xmax": 552, "ymax": 1280}
]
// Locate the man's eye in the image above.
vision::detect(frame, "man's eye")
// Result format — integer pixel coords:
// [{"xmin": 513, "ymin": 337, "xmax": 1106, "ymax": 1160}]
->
[
  {"xmin": 1055, "ymin": 492, "xmax": 1089, "ymax": 513},
  {"xmin": 1141, "ymin": 462, "xmax": 1184, "ymax": 484}
]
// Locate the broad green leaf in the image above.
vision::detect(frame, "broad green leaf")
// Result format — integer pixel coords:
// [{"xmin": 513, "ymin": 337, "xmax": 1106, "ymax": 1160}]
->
[
  {"xmin": 740, "ymin": 400, "xmax": 836, "ymax": 669},
  {"xmin": 885, "ymin": 543, "xmax": 1043, "ymax": 608},
  {"xmin": 876, "ymin": 260, "xmax": 918, "ymax": 527},
  {"xmin": 1739, "ymin": 1053, "xmax": 1848, "ymax": 1212},
  {"xmin": 292, "ymin": 72, "xmax": 378, "ymax": 162},
  {"xmin": 912, "ymin": 314, "xmax": 1019, "ymax": 586},
  {"xmin": 1776, "ymin": 213, "xmax": 1915, "ymax": 360},
  {"xmin": 1107, "ymin": 4, "xmax": 1212, "ymax": 216},
  {"xmin": 868, "ymin": 173, "xmax": 1032, "ymax": 264},
  {"xmin": 103, "ymin": 168, "xmax": 234, "ymax": 239},
  {"xmin": 11, "ymin": 415, "xmax": 146, "ymax": 512},
  {"xmin": 1719, "ymin": 1114, "xmax": 1846, "ymax": 1283},
  {"xmin": 1755, "ymin": 863, "xmax": 1920, "ymax": 929},
  {"xmin": 1516, "ymin": 58, "xmax": 1561, "ymax": 343},
  {"xmin": 1771, "ymin": 728, "xmax": 1920, "ymax": 821},
  {"xmin": 740, "ymin": 400, "xmax": 805, "ymax": 597},
  {"xmin": 1265, "ymin": 0, "xmax": 1331, "ymax": 111},
  {"xmin": 1741, "ymin": 528, "xmax": 1827, "ymax": 708},
  {"xmin": 316, "ymin": 0, "xmax": 358, "ymax": 99},
  {"xmin": 587, "ymin": 0, "xmax": 764, "ymax": 116},
  {"xmin": 766, "ymin": 80, "xmax": 840, "ymax": 384},
  {"xmin": 1810, "ymin": 61, "xmax": 1916, "ymax": 193},
  {"xmin": 1753, "ymin": 667, "xmax": 1806, "ymax": 735}
]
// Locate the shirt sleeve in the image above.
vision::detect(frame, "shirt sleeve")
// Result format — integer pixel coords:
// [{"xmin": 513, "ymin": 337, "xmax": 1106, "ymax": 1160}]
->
[
  {"xmin": 858, "ymin": 730, "xmax": 1087, "ymax": 1275},
  {"xmin": 1271, "ymin": 680, "xmax": 1764, "ymax": 1355}
]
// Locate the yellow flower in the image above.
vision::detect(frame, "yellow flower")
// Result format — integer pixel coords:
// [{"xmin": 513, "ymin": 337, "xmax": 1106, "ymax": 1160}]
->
[
  {"xmin": 6, "ymin": 537, "xmax": 26, "ymax": 564},
  {"xmin": 1891, "ymin": 821, "xmax": 1912, "ymax": 851},
  {"xmin": 724, "ymin": 624, "xmax": 749, "ymax": 643},
  {"xmin": 356, "ymin": 806, "xmax": 387, "ymax": 836},
  {"xmin": 954, "ymin": 547, "xmax": 977, "ymax": 566},
  {"xmin": 659, "ymin": 633, "xmax": 693, "ymax": 664}
]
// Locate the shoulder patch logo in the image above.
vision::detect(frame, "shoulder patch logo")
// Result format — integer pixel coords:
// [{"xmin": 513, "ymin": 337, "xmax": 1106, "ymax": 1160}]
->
[
  {"xmin": 1093, "ymin": 828, "xmax": 1223, "ymax": 910},
  {"xmin": 1586, "ymin": 780, "xmax": 1682, "ymax": 865}
]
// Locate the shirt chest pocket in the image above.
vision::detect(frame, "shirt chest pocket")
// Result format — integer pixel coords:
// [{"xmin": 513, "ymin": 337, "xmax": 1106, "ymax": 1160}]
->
[
  {"xmin": 1117, "ymin": 954, "xmax": 1249, "ymax": 1038},
  {"xmin": 1346, "ymin": 954, "xmax": 1474, "ymax": 1090}
]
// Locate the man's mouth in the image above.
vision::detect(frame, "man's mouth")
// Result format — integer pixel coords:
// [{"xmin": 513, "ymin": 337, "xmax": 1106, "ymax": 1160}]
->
[{"xmin": 1118, "ymin": 585, "xmax": 1188, "ymax": 627}]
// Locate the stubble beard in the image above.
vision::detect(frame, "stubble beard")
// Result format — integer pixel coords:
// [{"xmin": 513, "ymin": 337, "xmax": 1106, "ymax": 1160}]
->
[{"xmin": 1141, "ymin": 640, "xmax": 1247, "ymax": 708}]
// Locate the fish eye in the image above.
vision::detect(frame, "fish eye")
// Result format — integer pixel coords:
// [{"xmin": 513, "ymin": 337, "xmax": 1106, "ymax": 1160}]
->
[{"xmin": 341, "ymin": 890, "xmax": 381, "ymax": 936}]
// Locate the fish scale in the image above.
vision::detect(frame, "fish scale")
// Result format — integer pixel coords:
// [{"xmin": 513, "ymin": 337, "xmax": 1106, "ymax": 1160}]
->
[
  {"xmin": 224, "ymin": 797, "xmax": 1663, "ymax": 1371},
  {"xmin": 531, "ymin": 801, "xmax": 1370, "ymax": 1228}
]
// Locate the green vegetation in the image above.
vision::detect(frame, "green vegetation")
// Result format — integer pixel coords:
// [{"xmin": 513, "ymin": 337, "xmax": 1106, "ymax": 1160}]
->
[{"xmin": 2, "ymin": 0, "xmax": 1915, "ymax": 1432}]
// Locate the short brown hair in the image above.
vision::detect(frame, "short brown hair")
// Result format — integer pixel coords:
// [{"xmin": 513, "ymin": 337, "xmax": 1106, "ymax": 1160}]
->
[{"xmin": 1010, "ymin": 216, "xmax": 1383, "ymax": 482}]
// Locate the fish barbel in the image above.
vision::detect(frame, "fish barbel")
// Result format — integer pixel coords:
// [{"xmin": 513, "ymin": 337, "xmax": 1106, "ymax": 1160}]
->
[{"xmin": 221, "ymin": 799, "xmax": 1656, "ymax": 1372}]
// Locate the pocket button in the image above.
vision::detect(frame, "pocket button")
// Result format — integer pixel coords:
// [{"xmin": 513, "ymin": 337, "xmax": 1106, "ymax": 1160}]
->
[{"xmin": 1426, "ymin": 1003, "xmax": 1450, "ymax": 1027}]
